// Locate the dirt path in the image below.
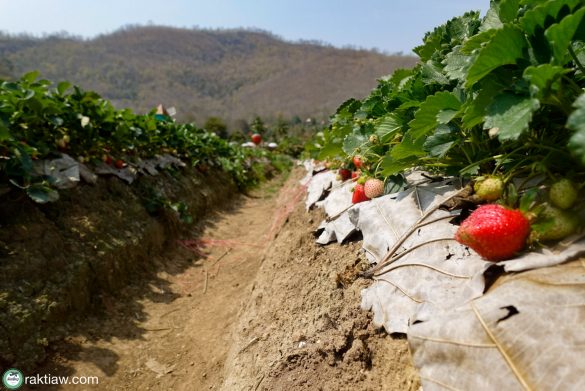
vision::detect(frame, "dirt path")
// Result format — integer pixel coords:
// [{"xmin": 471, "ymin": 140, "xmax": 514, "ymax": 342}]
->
[
  {"xmin": 30, "ymin": 169, "xmax": 417, "ymax": 390},
  {"xmin": 32, "ymin": 174, "xmax": 293, "ymax": 391}
]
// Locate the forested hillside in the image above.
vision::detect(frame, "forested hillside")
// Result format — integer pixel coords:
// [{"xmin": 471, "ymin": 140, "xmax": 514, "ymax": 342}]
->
[{"xmin": 0, "ymin": 26, "xmax": 418, "ymax": 126}]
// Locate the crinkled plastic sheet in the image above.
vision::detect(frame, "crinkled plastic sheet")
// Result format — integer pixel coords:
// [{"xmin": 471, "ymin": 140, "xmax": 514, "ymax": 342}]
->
[{"xmin": 300, "ymin": 161, "xmax": 585, "ymax": 388}]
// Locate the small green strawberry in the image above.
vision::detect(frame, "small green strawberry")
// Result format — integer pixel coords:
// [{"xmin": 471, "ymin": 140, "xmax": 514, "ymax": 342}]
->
[
  {"xmin": 357, "ymin": 176, "xmax": 367, "ymax": 185},
  {"xmin": 549, "ymin": 178, "xmax": 578, "ymax": 210},
  {"xmin": 364, "ymin": 178, "xmax": 384, "ymax": 198},
  {"xmin": 530, "ymin": 204, "xmax": 579, "ymax": 242},
  {"xmin": 369, "ymin": 134, "xmax": 379, "ymax": 145},
  {"xmin": 473, "ymin": 176, "xmax": 504, "ymax": 202},
  {"xmin": 455, "ymin": 204, "xmax": 530, "ymax": 261}
]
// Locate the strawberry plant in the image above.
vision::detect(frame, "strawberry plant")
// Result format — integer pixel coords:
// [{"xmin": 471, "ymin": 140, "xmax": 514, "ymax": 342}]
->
[
  {"xmin": 0, "ymin": 71, "xmax": 292, "ymax": 202},
  {"xmin": 307, "ymin": 0, "xmax": 585, "ymax": 189}
]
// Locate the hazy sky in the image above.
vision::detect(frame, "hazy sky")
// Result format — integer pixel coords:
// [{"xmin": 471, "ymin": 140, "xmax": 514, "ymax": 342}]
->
[{"xmin": 0, "ymin": 0, "xmax": 489, "ymax": 54}]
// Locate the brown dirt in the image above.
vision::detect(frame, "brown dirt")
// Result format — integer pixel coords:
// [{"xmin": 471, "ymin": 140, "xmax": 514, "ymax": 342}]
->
[{"xmin": 27, "ymin": 169, "xmax": 418, "ymax": 390}]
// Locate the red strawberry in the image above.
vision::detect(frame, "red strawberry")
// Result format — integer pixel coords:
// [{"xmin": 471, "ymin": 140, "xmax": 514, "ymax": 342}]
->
[
  {"xmin": 251, "ymin": 133, "xmax": 262, "ymax": 145},
  {"xmin": 102, "ymin": 154, "xmax": 113, "ymax": 165},
  {"xmin": 338, "ymin": 168, "xmax": 351, "ymax": 181},
  {"xmin": 353, "ymin": 155, "xmax": 363, "ymax": 169},
  {"xmin": 364, "ymin": 178, "xmax": 384, "ymax": 198},
  {"xmin": 114, "ymin": 159, "xmax": 125, "ymax": 169},
  {"xmin": 455, "ymin": 204, "xmax": 530, "ymax": 261},
  {"xmin": 351, "ymin": 170, "xmax": 361, "ymax": 181},
  {"xmin": 352, "ymin": 184, "xmax": 370, "ymax": 204}
]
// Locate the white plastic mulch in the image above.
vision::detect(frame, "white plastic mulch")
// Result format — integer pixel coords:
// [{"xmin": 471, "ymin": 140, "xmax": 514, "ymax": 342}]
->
[{"xmin": 301, "ymin": 161, "xmax": 585, "ymax": 390}]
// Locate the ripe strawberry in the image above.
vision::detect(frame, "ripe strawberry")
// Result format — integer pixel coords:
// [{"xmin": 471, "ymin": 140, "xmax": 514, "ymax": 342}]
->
[
  {"xmin": 102, "ymin": 154, "xmax": 113, "ymax": 165},
  {"xmin": 455, "ymin": 204, "xmax": 530, "ymax": 261},
  {"xmin": 114, "ymin": 159, "xmax": 125, "ymax": 169},
  {"xmin": 549, "ymin": 178, "xmax": 578, "ymax": 210},
  {"xmin": 338, "ymin": 168, "xmax": 351, "ymax": 181},
  {"xmin": 353, "ymin": 155, "xmax": 363, "ymax": 169},
  {"xmin": 251, "ymin": 133, "xmax": 262, "ymax": 145},
  {"xmin": 351, "ymin": 170, "xmax": 361, "ymax": 181},
  {"xmin": 473, "ymin": 176, "xmax": 504, "ymax": 201},
  {"xmin": 364, "ymin": 178, "xmax": 384, "ymax": 198},
  {"xmin": 352, "ymin": 184, "xmax": 370, "ymax": 204}
]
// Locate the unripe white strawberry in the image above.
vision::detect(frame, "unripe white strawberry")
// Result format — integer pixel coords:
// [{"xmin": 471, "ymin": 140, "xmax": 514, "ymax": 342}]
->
[{"xmin": 364, "ymin": 178, "xmax": 384, "ymax": 199}]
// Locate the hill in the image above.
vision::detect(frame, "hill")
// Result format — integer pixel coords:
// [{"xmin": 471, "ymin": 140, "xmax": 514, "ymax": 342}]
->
[{"xmin": 0, "ymin": 26, "xmax": 418, "ymax": 126}]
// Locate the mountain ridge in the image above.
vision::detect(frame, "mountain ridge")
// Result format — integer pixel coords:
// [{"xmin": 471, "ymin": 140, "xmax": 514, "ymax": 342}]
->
[{"xmin": 0, "ymin": 26, "xmax": 418, "ymax": 126}]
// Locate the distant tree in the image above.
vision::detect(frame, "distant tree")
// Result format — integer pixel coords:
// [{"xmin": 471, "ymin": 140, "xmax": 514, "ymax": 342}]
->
[
  {"xmin": 0, "ymin": 58, "xmax": 14, "ymax": 80},
  {"xmin": 204, "ymin": 116, "xmax": 228, "ymax": 139}
]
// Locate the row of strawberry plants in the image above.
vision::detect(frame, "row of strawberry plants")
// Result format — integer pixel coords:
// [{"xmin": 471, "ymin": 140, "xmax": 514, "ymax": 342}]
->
[
  {"xmin": 0, "ymin": 71, "xmax": 284, "ymax": 202},
  {"xmin": 306, "ymin": 0, "xmax": 585, "ymax": 256}
]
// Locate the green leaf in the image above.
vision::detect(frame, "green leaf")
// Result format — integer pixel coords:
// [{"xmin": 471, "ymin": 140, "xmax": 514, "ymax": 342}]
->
[
  {"xmin": 437, "ymin": 109, "xmax": 458, "ymax": 124},
  {"xmin": 380, "ymin": 156, "xmax": 418, "ymax": 176},
  {"xmin": 342, "ymin": 133, "xmax": 368, "ymax": 155},
  {"xmin": 462, "ymin": 79, "xmax": 504, "ymax": 129},
  {"xmin": 317, "ymin": 142, "xmax": 343, "ymax": 160},
  {"xmin": 466, "ymin": 25, "xmax": 526, "ymax": 88},
  {"xmin": 545, "ymin": 7, "xmax": 585, "ymax": 64},
  {"xmin": 567, "ymin": 93, "xmax": 585, "ymax": 165},
  {"xmin": 461, "ymin": 30, "xmax": 497, "ymax": 54},
  {"xmin": 423, "ymin": 124, "xmax": 457, "ymax": 158},
  {"xmin": 389, "ymin": 68, "xmax": 414, "ymax": 89},
  {"xmin": 523, "ymin": 64, "xmax": 566, "ymax": 97},
  {"xmin": 421, "ymin": 61, "xmax": 449, "ymax": 85},
  {"xmin": 375, "ymin": 114, "xmax": 403, "ymax": 143},
  {"xmin": 22, "ymin": 70, "xmax": 40, "ymax": 84},
  {"xmin": 0, "ymin": 121, "xmax": 9, "ymax": 141},
  {"xmin": 414, "ymin": 25, "xmax": 446, "ymax": 62},
  {"xmin": 390, "ymin": 133, "xmax": 426, "ymax": 160},
  {"xmin": 443, "ymin": 48, "xmax": 475, "ymax": 81},
  {"xmin": 484, "ymin": 93, "xmax": 540, "ymax": 141},
  {"xmin": 480, "ymin": 6, "xmax": 504, "ymax": 31},
  {"xmin": 384, "ymin": 174, "xmax": 406, "ymax": 194},
  {"xmin": 498, "ymin": 0, "xmax": 520, "ymax": 23},
  {"xmin": 408, "ymin": 91, "xmax": 462, "ymax": 139},
  {"xmin": 57, "ymin": 81, "xmax": 72, "ymax": 95},
  {"xmin": 26, "ymin": 184, "xmax": 60, "ymax": 204},
  {"xmin": 520, "ymin": 0, "xmax": 581, "ymax": 36}
]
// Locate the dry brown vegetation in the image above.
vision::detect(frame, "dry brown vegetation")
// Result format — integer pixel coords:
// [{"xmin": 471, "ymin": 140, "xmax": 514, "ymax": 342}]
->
[{"xmin": 0, "ymin": 26, "xmax": 418, "ymax": 126}]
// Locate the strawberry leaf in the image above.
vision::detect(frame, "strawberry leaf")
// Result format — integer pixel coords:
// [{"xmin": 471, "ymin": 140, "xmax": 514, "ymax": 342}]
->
[
  {"xmin": 375, "ymin": 114, "xmax": 403, "ymax": 143},
  {"xmin": 423, "ymin": 125, "xmax": 457, "ymax": 158},
  {"xmin": 523, "ymin": 64, "xmax": 566, "ymax": 98},
  {"xmin": 545, "ymin": 7, "xmax": 585, "ymax": 64},
  {"xmin": 466, "ymin": 25, "xmax": 526, "ymax": 88},
  {"xmin": 380, "ymin": 156, "xmax": 418, "ymax": 177},
  {"xmin": 342, "ymin": 133, "xmax": 368, "ymax": 156},
  {"xmin": 484, "ymin": 93, "xmax": 540, "ymax": 141},
  {"xmin": 408, "ymin": 91, "xmax": 462, "ymax": 140},
  {"xmin": 567, "ymin": 93, "xmax": 585, "ymax": 165}
]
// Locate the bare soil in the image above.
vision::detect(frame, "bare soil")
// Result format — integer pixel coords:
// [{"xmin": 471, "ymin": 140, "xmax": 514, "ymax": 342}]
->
[{"xmin": 27, "ymin": 169, "xmax": 419, "ymax": 390}]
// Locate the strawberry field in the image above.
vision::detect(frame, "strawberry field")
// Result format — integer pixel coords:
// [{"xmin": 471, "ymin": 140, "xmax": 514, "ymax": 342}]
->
[
  {"xmin": 301, "ymin": 0, "xmax": 585, "ymax": 389},
  {"xmin": 2, "ymin": 0, "xmax": 585, "ymax": 389},
  {"xmin": 0, "ymin": 72, "xmax": 296, "ymax": 369}
]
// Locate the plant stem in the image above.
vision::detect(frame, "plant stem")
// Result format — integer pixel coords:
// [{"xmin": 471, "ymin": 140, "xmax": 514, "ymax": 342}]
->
[{"xmin": 569, "ymin": 45, "xmax": 585, "ymax": 76}]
